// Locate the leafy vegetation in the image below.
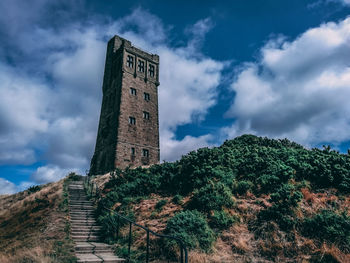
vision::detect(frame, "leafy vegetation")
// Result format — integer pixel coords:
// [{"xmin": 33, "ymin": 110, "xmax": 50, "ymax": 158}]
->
[
  {"xmin": 95, "ymin": 135, "xmax": 350, "ymax": 261},
  {"xmin": 164, "ymin": 210, "xmax": 215, "ymax": 252},
  {"xmin": 258, "ymin": 184, "xmax": 303, "ymax": 230},
  {"xmin": 302, "ymin": 210, "xmax": 350, "ymax": 248}
]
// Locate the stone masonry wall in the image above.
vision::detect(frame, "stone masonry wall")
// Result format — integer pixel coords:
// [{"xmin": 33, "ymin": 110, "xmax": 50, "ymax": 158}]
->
[{"xmin": 90, "ymin": 35, "xmax": 160, "ymax": 174}]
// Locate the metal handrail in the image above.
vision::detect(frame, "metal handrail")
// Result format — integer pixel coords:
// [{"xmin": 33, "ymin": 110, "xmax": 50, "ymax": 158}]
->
[{"xmin": 83, "ymin": 175, "xmax": 188, "ymax": 263}]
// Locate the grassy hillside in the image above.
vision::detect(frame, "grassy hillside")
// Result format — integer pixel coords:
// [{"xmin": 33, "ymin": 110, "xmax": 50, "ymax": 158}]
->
[
  {"xmin": 95, "ymin": 135, "xmax": 350, "ymax": 263},
  {"xmin": 0, "ymin": 175, "xmax": 77, "ymax": 263}
]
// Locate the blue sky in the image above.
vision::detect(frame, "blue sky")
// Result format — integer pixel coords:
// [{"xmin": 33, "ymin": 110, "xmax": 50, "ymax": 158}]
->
[{"xmin": 1, "ymin": 0, "xmax": 350, "ymax": 193}]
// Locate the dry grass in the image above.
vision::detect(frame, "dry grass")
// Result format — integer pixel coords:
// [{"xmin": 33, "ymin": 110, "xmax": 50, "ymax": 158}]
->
[
  {"xmin": 93, "ymin": 174, "xmax": 350, "ymax": 263},
  {"xmin": 0, "ymin": 178, "xmax": 76, "ymax": 262}
]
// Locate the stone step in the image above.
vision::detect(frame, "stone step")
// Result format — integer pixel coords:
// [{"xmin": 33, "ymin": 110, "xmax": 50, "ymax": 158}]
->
[
  {"xmin": 71, "ymin": 221, "xmax": 97, "ymax": 226},
  {"xmin": 70, "ymin": 209, "xmax": 94, "ymax": 212},
  {"xmin": 70, "ymin": 218, "xmax": 95, "ymax": 221},
  {"xmin": 70, "ymin": 217, "xmax": 96, "ymax": 221},
  {"xmin": 76, "ymin": 253, "xmax": 125, "ymax": 263},
  {"xmin": 68, "ymin": 182, "xmax": 125, "ymax": 262},
  {"xmin": 70, "ymin": 212, "xmax": 95, "ymax": 215},
  {"xmin": 70, "ymin": 213, "xmax": 95, "ymax": 216},
  {"xmin": 71, "ymin": 221, "xmax": 96, "ymax": 224},
  {"xmin": 71, "ymin": 228, "xmax": 101, "ymax": 233},
  {"xmin": 76, "ymin": 249, "xmax": 113, "ymax": 254},
  {"xmin": 71, "ymin": 230, "xmax": 101, "ymax": 234},
  {"xmin": 71, "ymin": 226, "xmax": 101, "ymax": 230},
  {"xmin": 70, "ymin": 205, "xmax": 93, "ymax": 208},
  {"xmin": 70, "ymin": 210, "xmax": 94, "ymax": 213},
  {"xmin": 70, "ymin": 208, "xmax": 94, "ymax": 211},
  {"xmin": 95, "ymin": 253, "xmax": 125, "ymax": 263},
  {"xmin": 72, "ymin": 232, "xmax": 100, "ymax": 237},
  {"xmin": 76, "ymin": 254, "xmax": 103, "ymax": 263},
  {"xmin": 72, "ymin": 236, "xmax": 100, "ymax": 242}
]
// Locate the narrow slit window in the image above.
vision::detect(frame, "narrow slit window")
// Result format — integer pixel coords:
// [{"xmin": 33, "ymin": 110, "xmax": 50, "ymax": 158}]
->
[
  {"xmin": 126, "ymin": 55, "xmax": 134, "ymax": 68},
  {"xmin": 142, "ymin": 149, "xmax": 149, "ymax": 157},
  {"xmin": 131, "ymin": 147, "xmax": 135, "ymax": 156},
  {"xmin": 128, "ymin": 117, "xmax": 136, "ymax": 125},
  {"xmin": 143, "ymin": 111, "xmax": 150, "ymax": 120},
  {"xmin": 144, "ymin": 92, "xmax": 150, "ymax": 101},
  {"xmin": 138, "ymin": 60, "xmax": 145, "ymax": 72},
  {"xmin": 149, "ymin": 64, "xmax": 155, "ymax": 77},
  {"xmin": 130, "ymin": 88, "xmax": 137, "ymax": 96}
]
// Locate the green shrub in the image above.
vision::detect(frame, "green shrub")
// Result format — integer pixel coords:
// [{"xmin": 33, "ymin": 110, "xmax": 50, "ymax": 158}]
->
[
  {"xmin": 234, "ymin": 180, "xmax": 253, "ymax": 195},
  {"xmin": 208, "ymin": 210, "xmax": 237, "ymax": 230},
  {"xmin": 27, "ymin": 185, "xmax": 41, "ymax": 194},
  {"xmin": 258, "ymin": 184, "xmax": 302, "ymax": 230},
  {"xmin": 98, "ymin": 210, "xmax": 135, "ymax": 243},
  {"xmin": 67, "ymin": 172, "xmax": 81, "ymax": 181},
  {"xmin": 155, "ymin": 199, "xmax": 167, "ymax": 210},
  {"xmin": 164, "ymin": 210, "xmax": 215, "ymax": 252},
  {"xmin": 302, "ymin": 210, "xmax": 350, "ymax": 247},
  {"xmin": 172, "ymin": 194, "xmax": 183, "ymax": 205},
  {"xmin": 256, "ymin": 174, "xmax": 281, "ymax": 193},
  {"xmin": 188, "ymin": 181, "xmax": 234, "ymax": 212}
]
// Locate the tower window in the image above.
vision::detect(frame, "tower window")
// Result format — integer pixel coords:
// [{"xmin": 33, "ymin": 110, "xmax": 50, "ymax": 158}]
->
[
  {"xmin": 142, "ymin": 149, "xmax": 149, "ymax": 157},
  {"xmin": 143, "ymin": 111, "xmax": 150, "ymax": 120},
  {"xmin": 138, "ymin": 60, "xmax": 145, "ymax": 72},
  {"xmin": 149, "ymin": 64, "xmax": 155, "ymax": 77},
  {"xmin": 130, "ymin": 88, "xmax": 137, "ymax": 96},
  {"xmin": 128, "ymin": 117, "xmax": 136, "ymax": 125},
  {"xmin": 126, "ymin": 55, "xmax": 134, "ymax": 68},
  {"xmin": 144, "ymin": 92, "xmax": 150, "ymax": 101},
  {"xmin": 131, "ymin": 147, "xmax": 135, "ymax": 156}
]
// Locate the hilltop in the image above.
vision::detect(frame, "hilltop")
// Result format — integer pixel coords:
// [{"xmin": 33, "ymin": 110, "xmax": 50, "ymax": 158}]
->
[
  {"xmin": 1, "ymin": 135, "xmax": 350, "ymax": 262},
  {"xmin": 93, "ymin": 135, "xmax": 350, "ymax": 262},
  {"xmin": 0, "ymin": 177, "xmax": 76, "ymax": 262}
]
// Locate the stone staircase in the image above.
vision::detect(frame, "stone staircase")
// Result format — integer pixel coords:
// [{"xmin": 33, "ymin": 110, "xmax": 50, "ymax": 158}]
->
[{"xmin": 68, "ymin": 179, "xmax": 124, "ymax": 263}]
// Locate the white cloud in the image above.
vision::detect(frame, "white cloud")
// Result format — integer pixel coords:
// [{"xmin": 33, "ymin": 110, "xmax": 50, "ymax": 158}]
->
[
  {"xmin": 0, "ymin": 178, "xmax": 17, "ymax": 194},
  {"xmin": 339, "ymin": 0, "xmax": 350, "ymax": 5},
  {"xmin": 31, "ymin": 165, "xmax": 75, "ymax": 184},
  {"xmin": 0, "ymin": 5, "xmax": 224, "ymax": 186},
  {"xmin": 0, "ymin": 178, "xmax": 34, "ymax": 194},
  {"xmin": 160, "ymin": 131, "xmax": 213, "ymax": 162},
  {"xmin": 107, "ymin": 10, "xmax": 224, "ymax": 161},
  {"xmin": 224, "ymin": 17, "xmax": 350, "ymax": 146}
]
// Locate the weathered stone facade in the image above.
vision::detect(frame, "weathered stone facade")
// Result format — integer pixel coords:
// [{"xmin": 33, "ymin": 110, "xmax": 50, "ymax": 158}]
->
[{"xmin": 90, "ymin": 35, "xmax": 160, "ymax": 175}]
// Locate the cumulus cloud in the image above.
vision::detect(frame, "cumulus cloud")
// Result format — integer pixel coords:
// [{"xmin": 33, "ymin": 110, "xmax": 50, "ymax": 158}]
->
[
  {"xmin": 108, "ymin": 10, "xmax": 224, "ymax": 160},
  {"xmin": 0, "ymin": 178, "xmax": 34, "ymax": 194},
  {"xmin": 0, "ymin": 178, "xmax": 17, "ymax": 194},
  {"xmin": 338, "ymin": 0, "xmax": 350, "ymax": 5},
  {"xmin": 0, "ymin": 3, "xmax": 224, "ymax": 186},
  {"xmin": 224, "ymin": 17, "xmax": 350, "ymax": 146},
  {"xmin": 31, "ymin": 165, "xmax": 73, "ymax": 184}
]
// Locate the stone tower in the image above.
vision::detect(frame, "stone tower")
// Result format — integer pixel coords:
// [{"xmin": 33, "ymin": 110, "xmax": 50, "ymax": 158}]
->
[{"xmin": 90, "ymin": 35, "xmax": 160, "ymax": 175}]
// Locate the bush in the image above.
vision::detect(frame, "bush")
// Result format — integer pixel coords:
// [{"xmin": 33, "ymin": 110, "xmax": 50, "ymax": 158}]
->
[
  {"xmin": 27, "ymin": 185, "xmax": 41, "ymax": 194},
  {"xmin": 164, "ymin": 210, "xmax": 215, "ymax": 252},
  {"xmin": 155, "ymin": 199, "xmax": 167, "ymax": 210},
  {"xmin": 172, "ymin": 194, "xmax": 183, "ymax": 205},
  {"xmin": 208, "ymin": 210, "xmax": 237, "ymax": 230},
  {"xmin": 234, "ymin": 180, "xmax": 253, "ymax": 195},
  {"xmin": 188, "ymin": 181, "xmax": 234, "ymax": 212},
  {"xmin": 258, "ymin": 184, "xmax": 302, "ymax": 230},
  {"xmin": 67, "ymin": 172, "xmax": 81, "ymax": 181},
  {"xmin": 302, "ymin": 210, "xmax": 350, "ymax": 247}
]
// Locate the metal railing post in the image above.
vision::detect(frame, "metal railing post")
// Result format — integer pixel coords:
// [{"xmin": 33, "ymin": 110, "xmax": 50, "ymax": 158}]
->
[
  {"xmin": 180, "ymin": 244, "xmax": 184, "ymax": 263},
  {"xmin": 116, "ymin": 215, "xmax": 120, "ymax": 240},
  {"xmin": 85, "ymin": 174, "xmax": 188, "ymax": 263},
  {"xmin": 146, "ymin": 230, "xmax": 150, "ymax": 263},
  {"xmin": 128, "ymin": 222, "xmax": 132, "ymax": 262}
]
